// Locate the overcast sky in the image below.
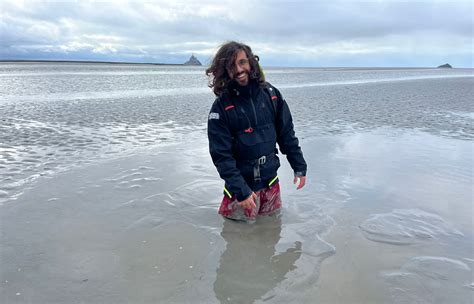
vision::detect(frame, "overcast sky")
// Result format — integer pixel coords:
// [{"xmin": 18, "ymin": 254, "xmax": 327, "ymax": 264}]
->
[{"xmin": 1, "ymin": 0, "xmax": 472, "ymax": 67}]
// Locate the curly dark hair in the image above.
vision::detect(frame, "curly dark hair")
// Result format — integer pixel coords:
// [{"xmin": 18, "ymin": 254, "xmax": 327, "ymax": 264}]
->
[{"xmin": 206, "ymin": 41, "xmax": 265, "ymax": 96}]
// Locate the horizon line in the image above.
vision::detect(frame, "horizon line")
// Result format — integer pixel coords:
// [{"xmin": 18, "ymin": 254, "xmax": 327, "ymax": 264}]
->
[{"xmin": 0, "ymin": 59, "xmax": 469, "ymax": 69}]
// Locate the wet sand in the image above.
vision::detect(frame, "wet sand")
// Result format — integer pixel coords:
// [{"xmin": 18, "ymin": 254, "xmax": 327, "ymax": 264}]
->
[
  {"xmin": 1, "ymin": 128, "xmax": 472, "ymax": 303},
  {"xmin": 1, "ymin": 64, "xmax": 473, "ymax": 303}
]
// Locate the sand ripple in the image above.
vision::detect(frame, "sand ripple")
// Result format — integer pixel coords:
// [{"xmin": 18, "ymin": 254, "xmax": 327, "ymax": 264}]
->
[{"xmin": 0, "ymin": 117, "xmax": 201, "ymax": 203}]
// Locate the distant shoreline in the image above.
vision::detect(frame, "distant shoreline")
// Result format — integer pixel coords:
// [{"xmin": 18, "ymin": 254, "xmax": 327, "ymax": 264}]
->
[
  {"xmin": 0, "ymin": 59, "xmax": 471, "ymax": 70},
  {"xmin": 0, "ymin": 59, "xmax": 185, "ymax": 66}
]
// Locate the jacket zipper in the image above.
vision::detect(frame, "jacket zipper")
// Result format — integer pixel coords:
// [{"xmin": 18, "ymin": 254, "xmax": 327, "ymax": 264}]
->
[
  {"xmin": 240, "ymin": 107, "xmax": 252, "ymax": 130},
  {"xmin": 250, "ymin": 97, "xmax": 258, "ymax": 126}
]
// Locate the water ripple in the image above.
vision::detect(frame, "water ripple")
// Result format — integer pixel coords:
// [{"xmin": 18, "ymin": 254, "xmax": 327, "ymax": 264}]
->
[{"xmin": 359, "ymin": 209, "xmax": 464, "ymax": 245}]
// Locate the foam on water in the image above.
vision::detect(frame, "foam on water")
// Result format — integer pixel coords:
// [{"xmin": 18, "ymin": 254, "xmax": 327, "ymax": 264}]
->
[
  {"xmin": 382, "ymin": 256, "xmax": 472, "ymax": 304},
  {"xmin": 447, "ymin": 111, "xmax": 474, "ymax": 119},
  {"xmin": 359, "ymin": 209, "xmax": 464, "ymax": 245}
]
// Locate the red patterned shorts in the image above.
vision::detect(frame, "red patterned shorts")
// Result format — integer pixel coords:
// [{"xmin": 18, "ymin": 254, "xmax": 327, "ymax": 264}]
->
[{"xmin": 218, "ymin": 183, "xmax": 282, "ymax": 222}]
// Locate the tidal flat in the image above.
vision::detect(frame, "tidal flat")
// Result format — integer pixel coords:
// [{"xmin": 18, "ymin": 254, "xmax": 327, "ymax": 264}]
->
[{"xmin": 1, "ymin": 63, "xmax": 472, "ymax": 303}]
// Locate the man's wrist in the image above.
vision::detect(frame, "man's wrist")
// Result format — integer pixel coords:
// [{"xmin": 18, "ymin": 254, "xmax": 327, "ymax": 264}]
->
[
  {"xmin": 237, "ymin": 188, "xmax": 252, "ymax": 202},
  {"xmin": 294, "ymin": 171, "xmax": 306, "ymax": 177}
]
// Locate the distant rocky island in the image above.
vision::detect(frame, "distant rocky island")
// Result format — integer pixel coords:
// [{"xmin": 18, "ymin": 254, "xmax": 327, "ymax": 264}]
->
[
  {"xmin": 437, "ymin": 63, "xmax": 452, "ymax": 68},
  {"xmin": 183, "ymin": 54, "xmax": 202, "ymax": 66}
]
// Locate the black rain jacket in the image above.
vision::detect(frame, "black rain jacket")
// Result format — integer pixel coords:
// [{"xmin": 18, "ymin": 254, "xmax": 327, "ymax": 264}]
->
[{"xmin": 207, "ymin": 80, "xmax": 307, "ymax": 201}]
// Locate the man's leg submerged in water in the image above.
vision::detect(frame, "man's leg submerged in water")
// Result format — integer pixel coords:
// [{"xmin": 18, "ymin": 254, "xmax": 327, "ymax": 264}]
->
[{"xmin": 218, "ymin": 183, "xmax": 282, "ymax": 222}]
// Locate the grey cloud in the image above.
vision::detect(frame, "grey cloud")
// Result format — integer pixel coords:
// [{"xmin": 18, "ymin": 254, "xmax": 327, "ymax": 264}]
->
[
  {"xmin": 1, "ymin": 0, "xmax": 472, "ymax": 67},
  {"xmin": 228, "ymin": 1, "xmax": 472, "ymax": 42}
]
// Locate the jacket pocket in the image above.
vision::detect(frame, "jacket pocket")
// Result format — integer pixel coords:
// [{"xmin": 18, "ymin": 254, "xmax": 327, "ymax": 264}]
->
[
  {"xmin": 260, "ymin": 154, "xmax": 280, "ymax": 180},
  {"xmin": 236, "ymin": 123, "xmax": 276, "ymax": 146}
]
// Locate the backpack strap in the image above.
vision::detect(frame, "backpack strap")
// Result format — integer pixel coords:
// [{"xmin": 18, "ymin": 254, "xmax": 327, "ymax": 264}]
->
[
  {"xmin": 217, "ymin": 92, "xmax": 239, "ymax": 133},
  {"xmin": 219, "ymin": 83, "xmax": 278, "ymax": 130},
  {"xmin": 264, "ymin": 82, "xmax": 278, "ymax": 117}
]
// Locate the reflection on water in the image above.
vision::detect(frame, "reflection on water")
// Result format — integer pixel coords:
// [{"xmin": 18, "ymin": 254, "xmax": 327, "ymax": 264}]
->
[{"xmin": 214, "ymin": 216, "xmax": 302, "ymax": 303}]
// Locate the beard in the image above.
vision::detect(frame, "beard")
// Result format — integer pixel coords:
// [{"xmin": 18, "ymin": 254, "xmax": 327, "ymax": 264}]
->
[{"xmin": 234, "ymin": 71, "xmax": 250, "ymax": 86}]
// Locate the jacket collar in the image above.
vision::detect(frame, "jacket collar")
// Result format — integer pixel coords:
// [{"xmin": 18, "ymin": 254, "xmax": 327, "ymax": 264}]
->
[{"xmin": 227, "ymin": 79, "xmax": 259, "ymax": 98}]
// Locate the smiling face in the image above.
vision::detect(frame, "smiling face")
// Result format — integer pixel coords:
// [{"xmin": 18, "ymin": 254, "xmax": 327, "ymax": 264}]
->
[{"xmin": 227, "ymin": 49, "xmax": 251, "ymax": 86}]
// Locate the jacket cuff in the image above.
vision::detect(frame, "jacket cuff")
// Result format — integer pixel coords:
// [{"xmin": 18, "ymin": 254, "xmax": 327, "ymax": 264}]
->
[
  {"xmin": 237, "ymin": 188, "xmax": 253, "ymax": 202},
  {"xmin": 294, "ymin": 170, "xmax": 306, "ymax": 177}
]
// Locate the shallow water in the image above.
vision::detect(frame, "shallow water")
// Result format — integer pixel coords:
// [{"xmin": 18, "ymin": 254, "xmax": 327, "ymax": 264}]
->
[
  {"xmin": 1, "ymin": 130, "xmax": 471, "ymax": 303},
  {"xmin": 1, "ymin": 64, "xmax": 472, "ymax": 204},
  {"xmin": 0, "ymin": 63, "xmax": 473, "ymax": 303},
  {"xmin": 311, "ymin": 131, "xmax": 472, "ymax": 304}
]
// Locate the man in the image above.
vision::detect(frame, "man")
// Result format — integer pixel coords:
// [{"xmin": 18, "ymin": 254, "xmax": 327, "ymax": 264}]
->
[{"xmin": 206, "ymin": 41, "xmax": 307, "ymax": 222}]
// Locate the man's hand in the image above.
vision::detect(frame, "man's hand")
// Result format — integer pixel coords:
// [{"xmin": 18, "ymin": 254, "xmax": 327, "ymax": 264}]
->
[
  {"xmin": 239, "ymin": 192, "xmax": 257, "ymax": 210},
  {"xmin": 293, "ymin": 175, "xmax": 306, "ymax": 190}
]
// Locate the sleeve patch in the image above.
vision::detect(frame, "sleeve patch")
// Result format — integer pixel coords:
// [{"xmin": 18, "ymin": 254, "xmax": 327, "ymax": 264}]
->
[{"xmin": 208, "ymin": 112, "xmax": 220, "ymax": 120}]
